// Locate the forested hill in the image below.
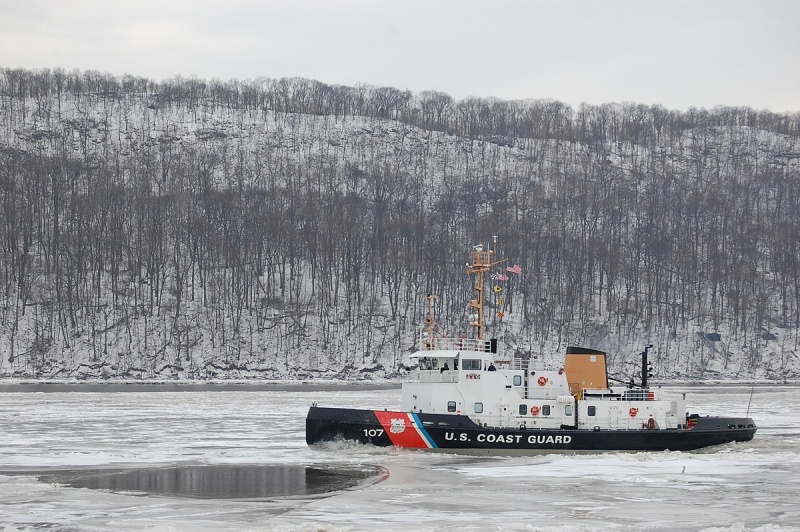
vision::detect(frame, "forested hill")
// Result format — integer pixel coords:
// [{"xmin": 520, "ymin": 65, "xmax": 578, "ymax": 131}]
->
[{"xmin": 1, "ymin": 67, "xmax": 799, "ymax": 381}]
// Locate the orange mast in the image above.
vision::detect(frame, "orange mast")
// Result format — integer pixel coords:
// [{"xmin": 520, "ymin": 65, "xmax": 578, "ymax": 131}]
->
[
  {"xmin": 466, "ymin": 242, "xmax": 506, "ymax": 340},
  {"xmin": 424, "ymin": 294, "xmax": 438, "ymax": 350}
]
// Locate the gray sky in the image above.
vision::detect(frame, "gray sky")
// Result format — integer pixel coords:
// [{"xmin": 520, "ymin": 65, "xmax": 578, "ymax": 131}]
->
[{"xmin": 1, "ymin": 0, "xmax": 798, "ymax": 112}]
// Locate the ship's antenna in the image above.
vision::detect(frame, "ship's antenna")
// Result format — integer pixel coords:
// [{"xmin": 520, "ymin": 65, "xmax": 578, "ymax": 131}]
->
[
  {"xmin": 466, "ymin": 242, "xmax": 507, "ymax": 340},
  {"xmin": 746, "ymin": 385, "xmax": 754, "ymax": 418},
  {"xmin": 424, "ymin": 294, "xmax": 438, "ymax": 350}
]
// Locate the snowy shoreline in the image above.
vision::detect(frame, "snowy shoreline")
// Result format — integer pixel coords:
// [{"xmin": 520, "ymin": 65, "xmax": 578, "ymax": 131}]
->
[{"xmin": 0, "ymin": 379, "xmax": 402, "ymax": 392}]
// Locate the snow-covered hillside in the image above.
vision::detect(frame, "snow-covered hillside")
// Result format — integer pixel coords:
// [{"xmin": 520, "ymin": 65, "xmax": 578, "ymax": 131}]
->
[{"xmin": 1, "ymin": 69, "xmax": 799, "ymax": 381}]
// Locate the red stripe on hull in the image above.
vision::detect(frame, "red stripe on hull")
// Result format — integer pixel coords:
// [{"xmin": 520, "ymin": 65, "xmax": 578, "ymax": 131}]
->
[{"xmin": 373, "ymin": 411, "xmax": 429, "ymax": 448}]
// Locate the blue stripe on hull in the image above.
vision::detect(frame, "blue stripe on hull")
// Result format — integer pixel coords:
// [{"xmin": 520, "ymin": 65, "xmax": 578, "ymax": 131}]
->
[{"xmin": 411, "ymin": 413, "xmax": 438, "ymax": 448}]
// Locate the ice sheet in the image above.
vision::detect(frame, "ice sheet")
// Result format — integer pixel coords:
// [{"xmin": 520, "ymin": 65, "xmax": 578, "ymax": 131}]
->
[{"xmin": 0, "ymin": 384, "xmax": 797, "ymax": 531}]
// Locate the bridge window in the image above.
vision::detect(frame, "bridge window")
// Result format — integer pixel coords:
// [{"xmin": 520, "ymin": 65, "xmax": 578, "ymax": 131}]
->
[
  {"xmin": 462, "ymin": 359, "xmax": 482, "ymax": 370},
  {"xmin": 542, "ymin": 405, "xmax": 551, "ymax": 416},
  {"xmin": 474, "ymin": 402, "xmax": 484, "ymax": 414},
  {"xmin": 419, "ymin": 357, "xmax": 440, "ymax": 370},
  {"xmin": 588, "ymin": 406, "xmax": 596, "ymax": 416},
  {"xmin": 447, "ymin": 401, "xmax": 456, "ymax": 412},
  {"xmin": 513, "ymin": 375, "xmax": 522, "ymax": 386}
]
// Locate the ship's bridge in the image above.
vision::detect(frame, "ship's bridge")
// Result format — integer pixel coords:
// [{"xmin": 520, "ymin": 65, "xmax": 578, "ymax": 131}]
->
[{"xmin": 409, "ymin": 337, "xmax": 500, "ymax": 383}]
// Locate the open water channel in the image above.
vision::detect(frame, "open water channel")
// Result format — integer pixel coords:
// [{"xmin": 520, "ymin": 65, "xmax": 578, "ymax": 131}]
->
[{"xmin": 0, "ymin": 383, "xmax": 796, "ymax": 531}]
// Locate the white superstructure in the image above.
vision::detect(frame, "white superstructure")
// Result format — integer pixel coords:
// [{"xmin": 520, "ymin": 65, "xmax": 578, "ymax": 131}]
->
[{"xmin": 401, "ymin": 341, "xmax": 687, "ymax": 432}]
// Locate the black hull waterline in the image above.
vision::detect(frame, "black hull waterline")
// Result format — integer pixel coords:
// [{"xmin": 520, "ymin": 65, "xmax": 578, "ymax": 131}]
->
[{"xmin": 306, "ymin": 406, "xmax": 757, "ymax": 453}]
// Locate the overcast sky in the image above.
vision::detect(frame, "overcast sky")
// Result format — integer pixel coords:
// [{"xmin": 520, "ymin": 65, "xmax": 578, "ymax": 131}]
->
[{"xmin": 1, "ymin": 0, "xmax": 798, "ymax": 112}]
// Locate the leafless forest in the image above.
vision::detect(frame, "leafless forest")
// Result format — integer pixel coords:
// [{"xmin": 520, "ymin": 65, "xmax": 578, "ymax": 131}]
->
[{"xmin": 1, "ymin": 68, "xmax": 799, "ymax": 380}]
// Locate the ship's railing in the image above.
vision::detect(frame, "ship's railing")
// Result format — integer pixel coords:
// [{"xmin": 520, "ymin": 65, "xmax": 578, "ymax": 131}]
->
[
  {"xmin": 493, "ymin": 358, "xmax": 548, "ymax": 371},
  {"xmin": 470, "ymin": 415, "xmax": 503, "ymax": 428},
  {"xmin": 419, "ymin": 370, "xmax": 460, "ymax": 383},
  {"xmin": 465, "ymin": 414, "xmax": 674, "ymax": 430},
  {"xmin": 466, "ymin": 415, "xmax": 549, "ymax": 429},
  {"xmin": 621, "ymin": 388, "xmax": 657, "ymax": 401},
  {"xmin": 424, "ymin": 337, "xmax": 492, "ymax": 352},
  {"xmin": 580, "ymin": 388, "xmax": 658, "ymax": 400}
]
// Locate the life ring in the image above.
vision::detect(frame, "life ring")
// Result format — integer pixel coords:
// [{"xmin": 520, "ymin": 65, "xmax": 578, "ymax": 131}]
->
[
  {"xmin": 537, "ymin": 376, "xmax": 548, "ymax": 386},
  {"xmin": 629, "ymin": 407, "xmax": 639, "ymax": 417},
  {"xmin": 530, "ymin": 405, "xmax": 540, "ymax": 416}
]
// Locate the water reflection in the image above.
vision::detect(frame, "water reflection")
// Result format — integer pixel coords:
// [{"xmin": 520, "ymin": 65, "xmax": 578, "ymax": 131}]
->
[{"xmin": 39, "ymin": 464, "xmax": 385, "ymax": 499}]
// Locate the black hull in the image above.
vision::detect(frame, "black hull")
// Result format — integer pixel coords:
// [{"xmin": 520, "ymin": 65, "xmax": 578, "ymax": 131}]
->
[{"xmin": 306, "ymin": 406, "xmax": 757, "ymax": 453}]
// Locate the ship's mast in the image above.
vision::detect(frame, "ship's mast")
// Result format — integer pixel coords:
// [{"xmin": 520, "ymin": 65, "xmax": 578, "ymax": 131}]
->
[{"xmin": 466, "ymin": 240, "xmax": 506, "ymax": 340}]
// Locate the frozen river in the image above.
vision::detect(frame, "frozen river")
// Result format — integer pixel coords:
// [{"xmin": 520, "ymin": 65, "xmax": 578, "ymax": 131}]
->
[{"xmin": 0, "ymin": 383, "xmax": 797, "ymax": 531}]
